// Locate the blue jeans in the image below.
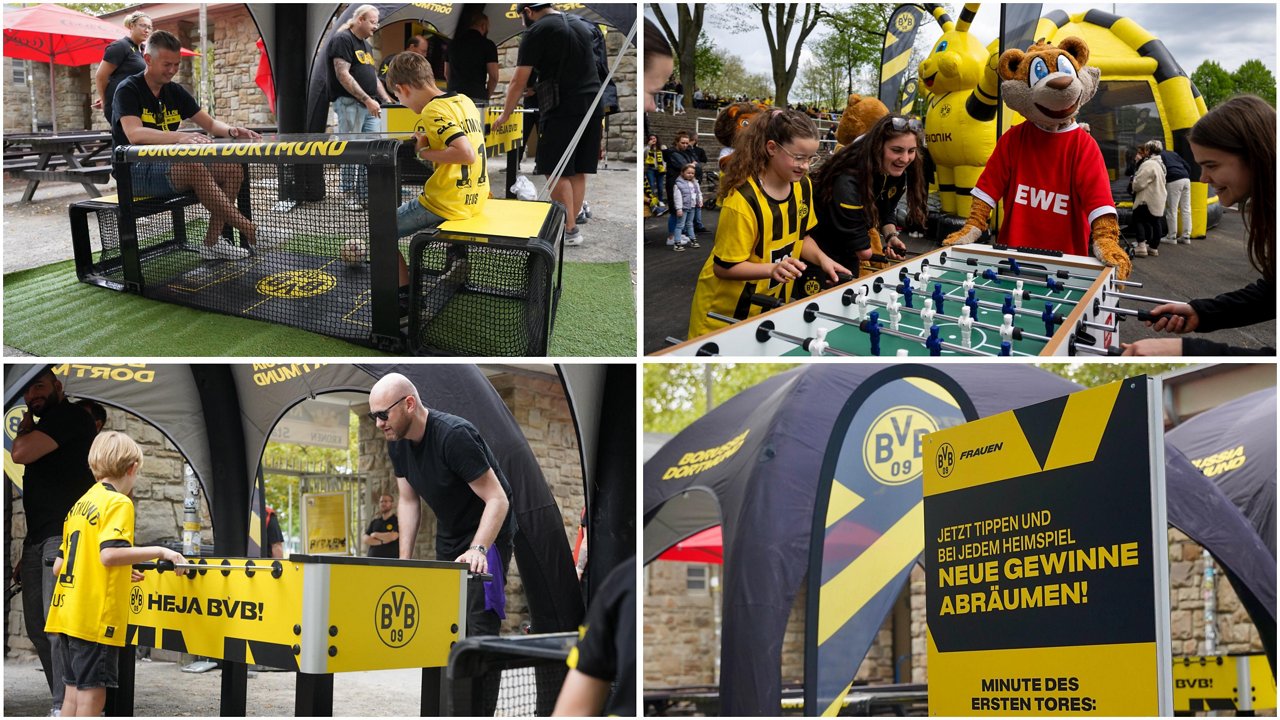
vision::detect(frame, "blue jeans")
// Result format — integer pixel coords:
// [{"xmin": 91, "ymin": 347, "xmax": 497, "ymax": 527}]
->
[
  {"xmin": 672, "ymin": 211, "xmax": 690, "ymax": 244},
  {"xmin": 692, "ymin": 205, "xmax": 703, "ymax": 228},
  {"xmin": 397, "ymin": 197, "xmax": 449, "ymax": 238},
  {"xmin": 645, "ymin": 168, "xmax": 664, "ymax": 202},
  {"xmin": 22, "ymin": 536, "xmax": 64, "ymax": 711},
  {"xmin": 334, "ymin": 96, "xmax": 379, "ymax": 197}
]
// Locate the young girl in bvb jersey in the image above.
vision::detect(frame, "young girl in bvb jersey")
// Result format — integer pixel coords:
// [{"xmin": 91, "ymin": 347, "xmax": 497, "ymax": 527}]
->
[{"xmin": 687, "ymin": 109, "xmax": 850, "ymax": 340}]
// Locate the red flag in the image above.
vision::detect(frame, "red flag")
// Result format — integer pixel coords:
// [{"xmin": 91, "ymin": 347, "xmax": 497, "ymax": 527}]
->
[{"xmin": 255, "ymin": 37, "xmax": 275, "ymax": 114}]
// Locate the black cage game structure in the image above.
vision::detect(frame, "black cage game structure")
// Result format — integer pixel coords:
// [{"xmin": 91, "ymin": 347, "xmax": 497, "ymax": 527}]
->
[{"xmin": 70, "ymin": 134, "xmax": 565, "ymax": 355}]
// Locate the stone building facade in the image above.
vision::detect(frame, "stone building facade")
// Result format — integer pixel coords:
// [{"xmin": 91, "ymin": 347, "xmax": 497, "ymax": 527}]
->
[
  {"xmin": 4, "ymin": 6, "xmax": 636, "ymax": 162},
  {"xmin": 645, "ymin": 530, "xmax": 1269, "ymax": 692},
  {"xmin": 7, "ymin": 370, "xmax": 590, "ymax": 657}
]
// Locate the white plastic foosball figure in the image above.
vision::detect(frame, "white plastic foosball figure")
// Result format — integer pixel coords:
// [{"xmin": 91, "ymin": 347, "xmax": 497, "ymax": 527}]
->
[
  {"xmin": 959, "ymin": 306, "xmax": 974, "ymax": 348},
  {"xmin": 809, "ymin": 327, "xmax": 830, "ymax": 356},
  {"xmin": 1000, "ymin": 313, "xmax": 1016, "ymax": 344},
  {"xmin": 920, "ymin": 298, "xmax": 936, "ymax": 328}
]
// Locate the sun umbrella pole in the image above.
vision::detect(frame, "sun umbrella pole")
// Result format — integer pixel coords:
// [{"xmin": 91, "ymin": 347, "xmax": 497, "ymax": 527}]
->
[
  {"xmin": 27, "ymin": 61, "xmax": 38, "ymax": 132},
  {"xmin": 199, "ymin": 4, "xmax": 210, "ymax": 111},
  {"xmin": 49, "ymin": 59, "xmax": 58, "ymax": 134}
]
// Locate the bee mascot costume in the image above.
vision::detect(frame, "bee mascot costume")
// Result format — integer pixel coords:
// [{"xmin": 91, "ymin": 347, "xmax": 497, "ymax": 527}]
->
[{"xmin": 943, "ymin": 38, "xmax": 1131, "ymax": 280}]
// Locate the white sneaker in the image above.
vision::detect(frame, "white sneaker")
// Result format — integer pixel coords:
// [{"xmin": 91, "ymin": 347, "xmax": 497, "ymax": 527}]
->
[
  {"xmin": 666, "ymin": 235, "xmax": 676, "ymax": 246},
  {"xmin": 1149, "ymin": 245, "xmax": 1159, "ymax": 257},
  {"xmin": 1178, "ymin": 236, "xmax": 1191, "ymax": 244},
  {"xmin": 198, "ymin": 242, "xmax": 251, "ymax": 261},
  {"xmin": 564, "ymin": 228, "xmax": 584, "ymax": 246},
  {"xmin": 1133, "ymin": 241, "xmax": 1148, "ymax": 257},
  {"xmin": 343, "ymin": 197, "xmax": 366, "ymax": 212}
]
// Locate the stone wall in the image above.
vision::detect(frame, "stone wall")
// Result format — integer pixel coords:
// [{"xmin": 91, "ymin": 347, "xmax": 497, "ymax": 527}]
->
[
  {"xmin": 645, "ymin": 532, "xmax": 1269, "ymax": 694},
  {"xmin": 7, "ymin": 407, "xmax": 210, "ymax": 658},
  {"xmin": 3, "ymin": 58, "xmax": 94, "ymax": 133}
]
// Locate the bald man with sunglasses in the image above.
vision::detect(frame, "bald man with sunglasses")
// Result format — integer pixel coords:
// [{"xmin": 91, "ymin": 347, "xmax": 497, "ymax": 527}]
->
[{"xmin": 368, "ymin": 373, "xmax": 514, "ymax": 637}]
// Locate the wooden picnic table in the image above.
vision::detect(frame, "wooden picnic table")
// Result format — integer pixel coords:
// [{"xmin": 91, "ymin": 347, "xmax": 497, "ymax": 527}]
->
[{"xmin": 4, "ymin": 131, "xmax": 114, "ymax": 202}]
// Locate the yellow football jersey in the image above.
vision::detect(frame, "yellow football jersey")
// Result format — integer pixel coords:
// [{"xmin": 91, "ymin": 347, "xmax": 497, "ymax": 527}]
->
[
  {"xmin": 687, "ymin": 175, "xmax": 816, "ymax": 339},
  {"xmin": 45, "ymin": 482, "xmax": 136, "ymax": 647},
  {"xmin": 415, "ymin": 92, "xmax": 489, "ymax": 221}
]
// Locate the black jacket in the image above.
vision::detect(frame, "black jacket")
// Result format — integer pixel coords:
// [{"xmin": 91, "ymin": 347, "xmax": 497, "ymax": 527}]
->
[{"xmin": 1181, "ymin": 277, "xmax": 1276, "ymax": 355}]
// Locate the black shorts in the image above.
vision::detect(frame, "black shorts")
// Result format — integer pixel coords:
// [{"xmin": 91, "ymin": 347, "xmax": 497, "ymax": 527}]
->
[
  {"xmin": 59, "ymin": 635, "xmax": 120, "ymax": 690},
  {"xmin": 535, "ymin": 112, "xmax": 602, "ymax": 177}
]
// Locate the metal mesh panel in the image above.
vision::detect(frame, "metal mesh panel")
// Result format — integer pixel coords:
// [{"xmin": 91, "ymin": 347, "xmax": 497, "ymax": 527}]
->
[
  {"xmin": 408, "ymin": 236, "xmax": 554, "ymax": 356},
  {"xmin": 446, "ymin": 633, "xmax": 576, "ymax": 717}
]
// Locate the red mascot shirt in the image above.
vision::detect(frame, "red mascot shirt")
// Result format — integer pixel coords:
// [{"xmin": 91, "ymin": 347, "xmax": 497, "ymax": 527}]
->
[{"xmin": 972, "ymin": 121, "xmax": 1115, "ymax": 257}]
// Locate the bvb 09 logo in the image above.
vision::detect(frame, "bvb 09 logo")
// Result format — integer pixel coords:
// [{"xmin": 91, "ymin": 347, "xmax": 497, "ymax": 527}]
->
[
  {"xmin": 936, "ymin": 442, "xmax": 956, "ymax": 478},
  {"xmin": 256, "ymin": 270, "xmax": 336, "ymax": 299},
  {"xmin": 895, "ymin": 12, "xmax": 916, "ymax": 32},
  {"xmin": 375, "ymin": 585, "xmax": 419, "ymax": 648},
  {"xmin": 130, "ymin": 586, "xmax": 144, "ymax": 614},
  {"xmin": 862, "ymin": 406, "xmax": 937, "ymax": 485}
]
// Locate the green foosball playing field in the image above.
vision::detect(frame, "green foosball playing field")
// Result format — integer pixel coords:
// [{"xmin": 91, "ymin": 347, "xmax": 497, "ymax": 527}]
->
[{"xmin": 781, "ymin": 262, "xmax": 1090, "ymax": 357}]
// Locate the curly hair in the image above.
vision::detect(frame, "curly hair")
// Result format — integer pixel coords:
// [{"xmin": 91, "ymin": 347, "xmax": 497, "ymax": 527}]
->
[
  {"xmin": 717, "ymin": 109, "xmax": 818, "ymax": 203},
  {"xmin": 1190, "ymin": 94, "xmax": 1275, "ymax": 281},
  {"xmin": 812, "ymin": 114, "xmax": 927, "ymax": 231}
]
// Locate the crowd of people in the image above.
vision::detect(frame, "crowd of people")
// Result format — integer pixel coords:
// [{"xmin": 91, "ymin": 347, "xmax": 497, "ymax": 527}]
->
[
  {"xmin": 653, "ymin": 77, "xmax": 842, "ymax": 120},
  {"xmin": 642, "ymin": 18, "xmax": 1274, "ymax": 356}
]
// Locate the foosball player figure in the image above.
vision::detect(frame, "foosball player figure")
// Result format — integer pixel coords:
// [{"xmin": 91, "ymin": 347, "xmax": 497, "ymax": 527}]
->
[{"xmin": 44, "ymin": 432, "xmax": 188, "ymax": 718}]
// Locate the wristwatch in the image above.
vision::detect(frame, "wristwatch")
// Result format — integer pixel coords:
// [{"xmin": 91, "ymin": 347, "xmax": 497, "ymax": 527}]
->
[{"xmin": 470, "ymin": 544, "xmax": 487, "ymax": 554}]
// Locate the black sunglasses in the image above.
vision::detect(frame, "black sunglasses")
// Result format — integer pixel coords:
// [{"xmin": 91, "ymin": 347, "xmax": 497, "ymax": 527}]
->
[
  {"xmin": 368, "ymin": 395, "xmax": 408, "ymax": 422},
  {"xmin": 890, "ymin": 116, "xmax": 923, "ymax": 133}
]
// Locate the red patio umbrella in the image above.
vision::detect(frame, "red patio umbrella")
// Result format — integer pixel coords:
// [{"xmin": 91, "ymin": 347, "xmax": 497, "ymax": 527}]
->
[
  {"xmin": 3, "ymin": 4, "xmax": 197, "ymax": 133},
  {"xmin": 657, "ymin": 525, "xmax": 723, "ymax": 564}
]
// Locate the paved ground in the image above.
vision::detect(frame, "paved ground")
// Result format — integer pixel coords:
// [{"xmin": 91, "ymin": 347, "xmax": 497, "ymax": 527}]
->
[
  {"xmin": 1, "ymin": 158, "xmax": 637, "ymax": 357},
  {"xmin": 2, "ymin": 654, "xmax": 426, "ymax": 716},
  {"xmin": 643, "ymin": 202, "xmax": 1274, "ymax": 355}
]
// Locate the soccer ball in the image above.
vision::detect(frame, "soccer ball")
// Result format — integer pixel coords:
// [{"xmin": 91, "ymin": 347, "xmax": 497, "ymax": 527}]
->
[{"xmin": 340, "ymin": 238, "xmax": 367, "ymax": 266}]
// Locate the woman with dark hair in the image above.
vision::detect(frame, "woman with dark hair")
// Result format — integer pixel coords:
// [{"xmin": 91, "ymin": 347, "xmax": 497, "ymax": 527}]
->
[
  {"xmin": 1124, "ymin": 94, "xmax": 1275, "ymax": 356},
  {"xmin": 643, "ymin": 19, "xmax": 673, "ymax": 113},
  {"xmin": 93, "ymin": 11, "xmax": 152, "ymax": 124},
  {"xmin": 796, "ymin": 114, "xmax": 928, "ymax": 296}
]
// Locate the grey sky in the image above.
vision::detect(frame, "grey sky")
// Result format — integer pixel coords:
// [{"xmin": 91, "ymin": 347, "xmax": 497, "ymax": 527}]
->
[{"xmin": 648, "ymin": 3, "xmax": 1276, "ymax": 91}]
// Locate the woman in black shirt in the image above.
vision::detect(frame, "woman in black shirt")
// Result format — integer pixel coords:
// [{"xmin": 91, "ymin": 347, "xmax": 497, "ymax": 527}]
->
[{"xmin": 93, "ymin": 11, "xmax": 152, "ymax": 124}]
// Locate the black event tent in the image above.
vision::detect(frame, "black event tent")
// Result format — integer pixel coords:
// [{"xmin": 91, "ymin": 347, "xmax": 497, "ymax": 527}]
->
[
  {"xmin": 644, "ymin": 364, "xmax": 1276, "ymax": 715},
  {"xmin": 1166, "ymin": 385, "xmax": 1276, "ymax": 558},
  {"xmin": 5, "ymin": 363, "xmax": 635, "ymax": 628}
]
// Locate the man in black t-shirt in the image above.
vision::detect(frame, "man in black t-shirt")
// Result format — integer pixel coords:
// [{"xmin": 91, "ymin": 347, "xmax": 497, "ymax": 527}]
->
[
  {"xmin": 551, "ymin": 557, "xmax": 636, "ymax": 716},
  {"xmin": 497, "ymin": 3, "xmax": 603, "ymax": 248},
  {"xmin": 326, "ymin": 5, "xmax": 394, "ymax": 211},
  {"xmin": 112, "ymin": 30, "xmax": 262, "ymax": 261},
  {"xmin": 361, "ymin": 493, "xmax": 401, "ymax": 558},
  {"xmin": 378, "ymin": 35, "xmax": 428, "ymax": 85},
  {"xmin": 369, "ymin": 373, "xmax": 515, "ymax": 636},
  {"xmin": 446, "ymin": 14, "xmax": 499, "ymax": 105},
  {"xmin": 10, "ymin": 368, "xmax": 97, "ymax": 716}
]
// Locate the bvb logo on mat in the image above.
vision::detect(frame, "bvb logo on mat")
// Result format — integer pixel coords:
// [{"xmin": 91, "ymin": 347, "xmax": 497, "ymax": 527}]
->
[
  {"xmin": 130, "ymin": 586, "xmax": 144, "ymax": 614},
  {"xmin": 375, "ymin": 585, "xmax": 419, "ymax": 649},
  {"xmin": 256, "ymin": 270, "xmax": 337, "ymax": 299},
  {"xmin": 862, "ymin": 405, "xmax": 937, "ymax": 486}
]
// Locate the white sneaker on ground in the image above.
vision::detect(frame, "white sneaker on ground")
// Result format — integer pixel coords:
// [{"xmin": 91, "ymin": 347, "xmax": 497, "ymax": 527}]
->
[
  {"xmin": 666, "ymin": 235, "xmax": 676, "ymax": 246},
  {"xmin": 198, "ymin": 243, "xmax": 251, "ymax": 261},
  {"xmin": 1177, "ymin": 236, "xmax": 1190, "ymax": 244},
  {"xmin": 564, "ymin": 228, "xmax": 584, "ymax": 246},
  {"xmin": 1149, "ymin": 245, "xmax": 1159, "ymax": 257},
  {"xmin": 1134, "ymin": 241, "xmax": 1148, "ymax": 257}
]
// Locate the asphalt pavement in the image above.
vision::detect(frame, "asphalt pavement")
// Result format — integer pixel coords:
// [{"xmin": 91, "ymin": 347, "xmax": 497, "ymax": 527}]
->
[{"xmin": 643, "ymin": 203, "xmax": 1274, "ymax": 355}]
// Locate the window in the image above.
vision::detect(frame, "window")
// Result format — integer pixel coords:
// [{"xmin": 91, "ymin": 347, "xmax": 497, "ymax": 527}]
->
[
  {"xmin": 12, "ymin": 61, "xmax": 27, "ymax": 86},
  {"xmin": 686, "ymin": 565, "xmax": 707, "ymax": 592}
]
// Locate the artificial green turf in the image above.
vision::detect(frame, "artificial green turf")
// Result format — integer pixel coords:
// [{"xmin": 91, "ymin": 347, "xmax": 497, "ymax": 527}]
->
[{"xmin": 3, "ymin": 260, "xmax": 634, "ymax": 357}]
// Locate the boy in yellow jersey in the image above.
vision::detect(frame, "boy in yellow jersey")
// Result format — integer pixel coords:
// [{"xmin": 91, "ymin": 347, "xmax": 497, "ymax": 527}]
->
[
  {"xmin": 45, "ymin": 431, "xmax": 186, "ymax": 717},
  {"xmin": 384, "ymin": 51, "xmax": 488, "ymax": 295}
]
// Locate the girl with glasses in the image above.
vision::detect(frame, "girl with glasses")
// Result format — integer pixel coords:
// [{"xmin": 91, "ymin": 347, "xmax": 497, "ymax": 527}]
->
[
  {"xmin": 687, "ymin": 109, "xmax": 851, "ymax": 340},
  {"xmin": 797, "ymin": 114, "xmax": 928, "ymax": 297}
]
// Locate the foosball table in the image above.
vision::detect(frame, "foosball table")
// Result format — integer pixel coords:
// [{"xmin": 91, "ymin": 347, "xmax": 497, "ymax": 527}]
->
[
  {"xmin": 115, "ymin": 555, "xmax": 474, "ymax": 716},
  {"xmin": 658, "ymin": 244, "xmax": 1161, "ymax": 357}
]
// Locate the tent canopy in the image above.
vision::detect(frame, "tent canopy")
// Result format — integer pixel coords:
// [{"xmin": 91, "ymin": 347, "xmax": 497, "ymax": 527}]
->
[{"xmin": 4, "ymin": 363, "xmax": 630, "ymax": 632}]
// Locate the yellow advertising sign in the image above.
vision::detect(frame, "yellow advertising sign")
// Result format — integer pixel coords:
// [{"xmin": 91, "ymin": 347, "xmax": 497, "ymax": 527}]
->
[
  {"xmin": 923, "ymin": 378, "xmax": 1169, "ymax": 716},
  {"xmin": 1172, "ymin": 654, "xmax": 1277, "ymax": 712},
  {"xmin": 4, "ymin": 405, "xmax": 26, "ymax": 490},
  {"xmin": 303, "ymin": 492, "xmax": 349, "ymax": 555}
]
